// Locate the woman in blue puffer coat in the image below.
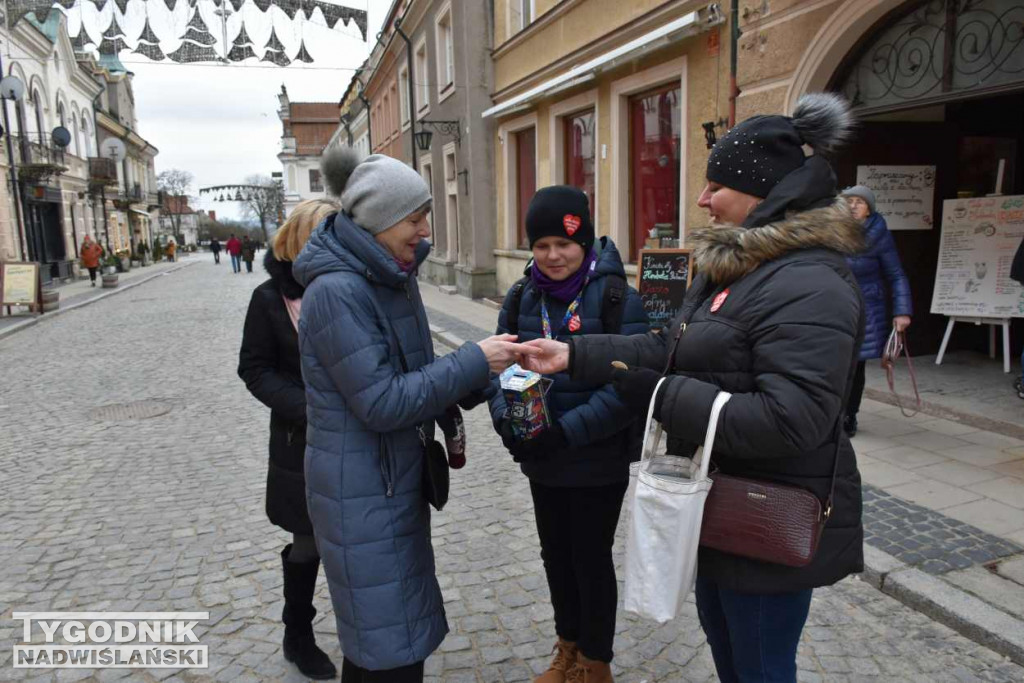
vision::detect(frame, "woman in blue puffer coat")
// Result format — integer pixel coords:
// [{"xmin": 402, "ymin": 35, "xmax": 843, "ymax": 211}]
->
[
  {"xmin": 293, "ymin": 148, "xmax": 534, "ymax": 683},
  {"xmin": 489, "ymin": 186, "xmax": 649, "ymax": 683},
  {"xmin": 841, "ymin": 185, "xmax": 913, "ymax": 436}
]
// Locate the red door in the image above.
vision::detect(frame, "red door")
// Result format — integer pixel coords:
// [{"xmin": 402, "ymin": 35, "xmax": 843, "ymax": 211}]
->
[
  {"xmin": 565, "ymin": 109, "xmax": 596, "ymax": 214},
  {"xmin": 630, "ymin": 84, "xmax": 682, "ymax": 262},
  {"xmin": 516, "ymin": 127, "xmax": 536, "ymax": 249}
]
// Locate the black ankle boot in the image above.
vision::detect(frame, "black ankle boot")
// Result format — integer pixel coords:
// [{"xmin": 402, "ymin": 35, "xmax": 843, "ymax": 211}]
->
[{"xmin": 281, "ymin": 545, "xmax": 337, "ymax": 680}]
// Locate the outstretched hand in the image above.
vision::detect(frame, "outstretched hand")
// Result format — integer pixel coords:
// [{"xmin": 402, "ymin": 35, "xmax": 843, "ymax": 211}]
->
[
  {"xmin": 518, "ymin": 339, "xmax": 571, "ymax": 375},
  {"xmin": 477, "ymin": 334, "xmax": 540, "ymax": 374}
]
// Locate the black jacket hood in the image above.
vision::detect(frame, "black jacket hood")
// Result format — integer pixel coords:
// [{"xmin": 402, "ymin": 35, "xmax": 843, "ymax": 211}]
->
[{"xmin": 264, "ymin": 248, "xmax": 304, "ymax": 300}]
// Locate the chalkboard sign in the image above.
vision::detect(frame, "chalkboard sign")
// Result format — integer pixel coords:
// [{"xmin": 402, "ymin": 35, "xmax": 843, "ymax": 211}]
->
[{"xmin": 636, "ymin": 249, "xmax": 693, "ymax": 328}]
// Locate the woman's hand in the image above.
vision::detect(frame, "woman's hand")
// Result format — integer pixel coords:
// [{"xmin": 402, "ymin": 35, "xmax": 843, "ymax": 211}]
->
[
  {"xmin": 477, "ymin": 334, "xmax": 538, "ymax": 374},
  {"xmin": 894, "ymin": 315, "xmax": 911, "ymax": 333},
  {"xmin": 519, "ymin": 339, "xmax": 571, "ymax": 375}
]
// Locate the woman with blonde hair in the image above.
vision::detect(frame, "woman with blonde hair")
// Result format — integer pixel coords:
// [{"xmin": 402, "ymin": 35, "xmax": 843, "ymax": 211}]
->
[{"xmin": 238, "ymin": 198, "xmax": 341, "ymax": 680}]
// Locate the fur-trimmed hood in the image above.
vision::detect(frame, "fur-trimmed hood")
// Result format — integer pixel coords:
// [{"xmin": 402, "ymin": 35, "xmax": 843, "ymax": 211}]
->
[{"xmin": 688, "ymin": 198, "xmax": 864, "ymax": 284}]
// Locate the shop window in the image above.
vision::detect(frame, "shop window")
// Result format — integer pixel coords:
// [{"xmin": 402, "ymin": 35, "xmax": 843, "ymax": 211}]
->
[
  {"xmin": 564, "ymin": 109, "xmax": 596, "ymax": 215},
  {"xmin": 515, "ymin": 126, "xmax": 536, "ymax": 249},
  {"xmin": 629, "ymin": 84, "xmax": 681, "ymax": 262},
  {"xmin": 309, "ymin": 169, "xmax": 323, "ymax": 193}
]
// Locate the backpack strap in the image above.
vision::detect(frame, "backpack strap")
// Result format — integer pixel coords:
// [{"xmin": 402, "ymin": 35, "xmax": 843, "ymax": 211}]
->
[
  {"xmin": 505, "ymin": 276, "xmax": 529, "ymax": 336},
  {"xmin": 600, "ymin": 274, "xmax": 627, "ymax": 334}
]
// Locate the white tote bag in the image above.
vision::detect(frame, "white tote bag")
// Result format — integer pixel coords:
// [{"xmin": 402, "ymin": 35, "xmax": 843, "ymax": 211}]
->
[{"xmin": 623, "ymin": 379, "xmax": 731, "ymax": 623}]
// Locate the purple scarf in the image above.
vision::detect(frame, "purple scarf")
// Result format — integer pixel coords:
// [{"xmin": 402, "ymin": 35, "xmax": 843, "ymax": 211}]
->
[
  {"xmin": 531, "ymin": 249, "xmax": 597, "ymax": 302},
  {"xmin": 395, "ymin": 257, "xmax": 417, "ymax": 274}
]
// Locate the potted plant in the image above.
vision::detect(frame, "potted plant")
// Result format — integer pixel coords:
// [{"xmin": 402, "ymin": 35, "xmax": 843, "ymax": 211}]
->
[
  {"xmin": 152, "ymin": 242, "xmax": 164, "ymax": 263},
  {"xmin": 101, "ymin": 255, "xmax": 119, "ymax": 288}
]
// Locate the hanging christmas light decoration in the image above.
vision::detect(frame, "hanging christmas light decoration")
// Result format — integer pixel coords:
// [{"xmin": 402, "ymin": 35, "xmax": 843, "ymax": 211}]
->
[{"xmin": 10, "ymin": 0, "xmax": 368, "ymax": 64}]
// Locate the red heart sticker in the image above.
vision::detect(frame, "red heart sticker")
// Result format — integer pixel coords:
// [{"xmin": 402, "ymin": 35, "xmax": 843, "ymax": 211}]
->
[
  {"xmin": 710, "ymin": 288, "xmax": 730, "ymax": 313},
  {"xmin": 563, "ymin": 214, "xmax": 581, "ymax": 236},
  {"xmin": 568, "ymin": 314, "xmax": 582, "ymax": 332}
]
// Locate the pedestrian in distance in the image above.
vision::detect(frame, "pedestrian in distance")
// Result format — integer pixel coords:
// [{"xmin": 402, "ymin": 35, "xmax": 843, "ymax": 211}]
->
[
  {"xmin": 840, "ymin": 184, "xmax": 912, "ymax": 436},
  {"xmin": 1011, "ymin": 237, "xmax": 1024, "ymax": 398},
  {"xmin": 238, "ymin": 198, "xmax": 342, "ymax": 680},
  {"xmin": 210, "ymin": 237, "xmax": 222, "ymax": 264},
  {"xmin": 80, "ymin": 235, "xmax": 104, "ymax": 287},
  {"xmin": 242, "ymin": 236, "xmax": 257, "ymax": 273},
  {"xmin": 165, "ymin": 239, "xmax": 177, "ymax": 263},
  {"xmin": 489, "ymin": 185, "xmax": 649, "ymax": 683},
  {"xmin": 520, "ymin": 94, "xmax": 866, "ymax": 683},
  {"xmin": 293, "ymin": 147, "xmax": 537, "ymax": 683},
  {"xmin": 226, "ymin": 233, "xmax": 243, "ymax": 273}
]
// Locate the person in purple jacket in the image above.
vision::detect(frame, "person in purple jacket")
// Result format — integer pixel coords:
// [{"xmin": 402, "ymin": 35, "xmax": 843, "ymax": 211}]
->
[{"xmin": 841, "ymin": 185, "xmax": 913, "ymax": 436}]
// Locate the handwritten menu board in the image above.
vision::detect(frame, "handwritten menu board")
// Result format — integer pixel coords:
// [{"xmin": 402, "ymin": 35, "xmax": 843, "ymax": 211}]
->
[
  {"xmin": 856, "ymin": 165, "xmax": 936, "ymax": 231},
  {"xmin": 1, "ymin": 262, "xmax": 40, "ymax": 307},
  {"xmin": 636, "ymin": 249, "xmax": 693, "ymax": 328},
  {"xmin": 930, "ymin": 195, "xmax": 1024, "ymax": 318}
]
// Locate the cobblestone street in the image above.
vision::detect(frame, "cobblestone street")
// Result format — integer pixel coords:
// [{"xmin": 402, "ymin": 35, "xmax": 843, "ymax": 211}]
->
[{"xmin": 1, "ymin": 258, "xmax": 1022, "ymax": 682}]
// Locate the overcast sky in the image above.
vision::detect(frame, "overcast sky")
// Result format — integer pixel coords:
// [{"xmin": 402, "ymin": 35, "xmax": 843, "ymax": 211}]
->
[{"xmin": 68, "ymin": 1, "xmax": 387, "ymax": 221}]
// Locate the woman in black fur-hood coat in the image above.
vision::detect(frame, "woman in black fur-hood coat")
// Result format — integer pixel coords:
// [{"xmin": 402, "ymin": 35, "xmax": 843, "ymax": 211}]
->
[
  {"xmin": 237, "ymin": 200, "xmax": 341, "ymax": 681},
  {"xmin": 524, "ymin": 94, "xmax": 867, "ymax": 683}
]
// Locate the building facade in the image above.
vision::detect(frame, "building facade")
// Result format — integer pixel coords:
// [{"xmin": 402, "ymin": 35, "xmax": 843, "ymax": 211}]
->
[
  {"xmin": 159, "ymin": 195, "xmax": 199, "ymax": 246},
  {"xmin": 364, "ymin": 0, "xmax": 498, "ymax": 297},
  {"xmin": 278, "ymin": 85, "xmax": 337, "ymax": 217},
  {"xmin": 0, "ymin": 12, "xmax": 107, "ymax": 282},
  {"xmin": 91, "ymin": 52, "xmax": 161, "ymax": 259}
]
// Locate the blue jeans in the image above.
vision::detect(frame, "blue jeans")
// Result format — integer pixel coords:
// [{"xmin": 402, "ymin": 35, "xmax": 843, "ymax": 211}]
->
[
  {"xmin": 230, "ymin": 254, "xmax": 241, "ymax": 273},
  {"xmin": 695, "ymin": 577, "xmax": 813, "ymax": 683}
]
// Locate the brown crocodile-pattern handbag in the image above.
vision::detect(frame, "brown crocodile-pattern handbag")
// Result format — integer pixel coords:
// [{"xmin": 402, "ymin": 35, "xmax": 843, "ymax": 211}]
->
[{"xmin": 662, "ymin": 314, "xmax": 841, "ymax": 568}]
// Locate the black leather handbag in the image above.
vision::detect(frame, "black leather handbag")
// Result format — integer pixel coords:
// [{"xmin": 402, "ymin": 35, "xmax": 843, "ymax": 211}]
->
[{"xmin": 391, "ymin": 329, "xmax": 450, "ymax": 511}]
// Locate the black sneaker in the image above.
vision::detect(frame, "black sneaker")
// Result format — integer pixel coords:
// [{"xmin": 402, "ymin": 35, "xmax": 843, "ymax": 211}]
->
[
  {"xmin": 1016, "ymin": 378, "xmax": 1024, "ymax": 399},
  {"xmin": 843, "ymin": 415, "xmax": 858, "ymax": 437}
]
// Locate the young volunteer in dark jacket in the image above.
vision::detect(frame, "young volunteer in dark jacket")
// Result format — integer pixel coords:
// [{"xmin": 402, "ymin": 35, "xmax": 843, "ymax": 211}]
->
[
  {"xmin": 489, "ymin": 186, "xmax": 649, "ymax": 683},
  {"xmin": 840, "ymin": 184, "xmax": 912, "ymax": 435},
  {"xmin": 238, "ymin": 199, "xmax": 341, "ymax": 680},
  {"xmin": 521, "ymin": 94, "xmax": 866, "ymax": 683}
]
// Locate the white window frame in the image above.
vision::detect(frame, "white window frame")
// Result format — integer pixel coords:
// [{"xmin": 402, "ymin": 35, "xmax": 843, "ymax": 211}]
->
[
  {"xmin": 508, "ymin": 0, "xmax": 535, "ymax": 37},
  {"xmin": 442, "ymin": 141, "xmax": 459, "ymax": 262},
  {"xmin": 399, "ymin": 65, "xmax": 411, "ymax": 130},
  {"xmin": 609, "ymin": 56, "xmax": 688, "ymax": 259},
  {"xmin": 414, "ymin": 36, "xmax": 430, "ymax": 116},
  {"xmin": 420, "ymin": 153, "xmax": 434, "ymax": 234},
  {"xmin": 549, "ymin": 88, "xmax": 599, "ymax": 230},
  {"xmin": 435, "ymin": 1, "xmax": 455, "ymax": 103},
  {"xmin": 498, "ymin": 111, "xmax": 539, "ymax": 251}
]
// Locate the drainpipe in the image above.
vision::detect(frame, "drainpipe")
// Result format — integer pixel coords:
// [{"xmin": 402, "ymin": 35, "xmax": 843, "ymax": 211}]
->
[
  {"xmin": 394, "ymin": 15, "xmax": 417, "ymax": 171},
  {"xmin": 729, "ymin": 0, "xmax": 740, "ymax": 127},
  {"xmin": 357, "ymin": 76, "xmax": 372, "ymax": 153}
]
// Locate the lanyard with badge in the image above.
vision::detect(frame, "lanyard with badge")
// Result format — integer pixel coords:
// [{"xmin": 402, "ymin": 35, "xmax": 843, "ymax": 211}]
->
[{"xmin": 540, "ymin": 260, "xmax": 596, "ymax": 339}]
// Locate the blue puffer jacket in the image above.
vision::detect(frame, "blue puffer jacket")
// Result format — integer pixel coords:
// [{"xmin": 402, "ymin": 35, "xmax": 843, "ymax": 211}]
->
[
  {"xmin": 846, "ymin": 213, "xmax": 912, "ymax": 360},
  {"xmin": 293, "ymin": 212, "xmax": 490, "ymax": 671},
  {"xmin": 488, "ymin": 237, "xmax": 650, "ymax": 487}
]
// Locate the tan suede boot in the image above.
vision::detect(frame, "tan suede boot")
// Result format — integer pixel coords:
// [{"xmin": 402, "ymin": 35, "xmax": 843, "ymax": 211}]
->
[
  {"xmin": 566, "ymin": 652, "xmax": 614, "ymax": 683},
  {"xmin": 535, "ymin": 638, "xmax": 578, "ymax": 683}
]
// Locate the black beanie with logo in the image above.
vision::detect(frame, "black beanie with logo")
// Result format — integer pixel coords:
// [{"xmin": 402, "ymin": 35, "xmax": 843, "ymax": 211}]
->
[{"xmin": 525, "ymin": 185, "xmax": 594, "ymax": 252}]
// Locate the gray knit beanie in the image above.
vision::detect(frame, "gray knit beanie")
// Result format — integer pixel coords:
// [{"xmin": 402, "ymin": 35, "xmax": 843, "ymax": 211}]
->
[
  {"xmin": 320, "ymin": 147, "xmax": 432, "ymax": 235},
  {"xmin": 840, "ymin": 185, "xmax": 876, "ymax": 213}
]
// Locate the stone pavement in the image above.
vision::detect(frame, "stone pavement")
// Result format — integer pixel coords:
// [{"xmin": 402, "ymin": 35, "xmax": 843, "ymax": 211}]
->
[{"xmin": 0, "ymin": 260, "xmax": 1022, "ymax": 681}]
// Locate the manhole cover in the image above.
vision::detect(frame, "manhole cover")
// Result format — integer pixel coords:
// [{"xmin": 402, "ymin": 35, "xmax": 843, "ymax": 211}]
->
[{"xmin": 89, "ymin": 400, "xmax": 173, "ymax": 421}]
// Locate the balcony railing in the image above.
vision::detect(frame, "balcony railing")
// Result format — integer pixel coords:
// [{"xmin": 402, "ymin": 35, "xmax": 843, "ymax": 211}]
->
[
  {"xmin": 11, "ymin": 133, "xmax": 66, "ymax": 180},
  {"xmin": 88, "ymin": 157, "xmax": 118, "ymax": 185}
]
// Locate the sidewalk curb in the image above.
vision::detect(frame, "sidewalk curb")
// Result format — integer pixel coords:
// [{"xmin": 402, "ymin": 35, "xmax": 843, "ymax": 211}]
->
[
  {"xmin": 863, "ymin": 386, "xmax": 1024, "ymax": 441},
  {"xmin": 0, "ymin": 261, "xmax": 197, "ymax": 342},
  {"xmin": 429, "ymin": 324, "xmax": 467, "ymax": 350},
  {"xmin": 863, "ymin": 545, "xmax": 1024, "ymax": 665}
]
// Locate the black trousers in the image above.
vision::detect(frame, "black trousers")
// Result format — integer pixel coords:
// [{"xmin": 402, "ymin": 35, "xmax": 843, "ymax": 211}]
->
[
  {"xmin": 530, "ymin": 480, "xmax": 628, "ymax": 663},
  {"xmin": 341, "ymin": 657, "xmax": 423, "ymax": 682},
  {"xmin": 87, "ymin": 267, "xmax": 98, "ymax": 282},
  {"xmin": 244, "ymin": 259, "xmax": 253, "ymax": 273},
  {"xmin": 847, "ymin": 360, "xmax": 867, "ymax": 418},
  {"xmin": 213, "ymin": 251, "xmax": 220, "ymax": 263}
]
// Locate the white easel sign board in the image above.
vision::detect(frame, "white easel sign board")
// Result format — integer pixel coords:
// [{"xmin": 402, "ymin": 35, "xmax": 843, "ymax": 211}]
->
[
  {"xmin": 930, "ymin": 195, "xmax": 1024, "ymax": 319},
  {"xmin": 856, "ymin": 165, "xmax": 935, "ymax": 231}
]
